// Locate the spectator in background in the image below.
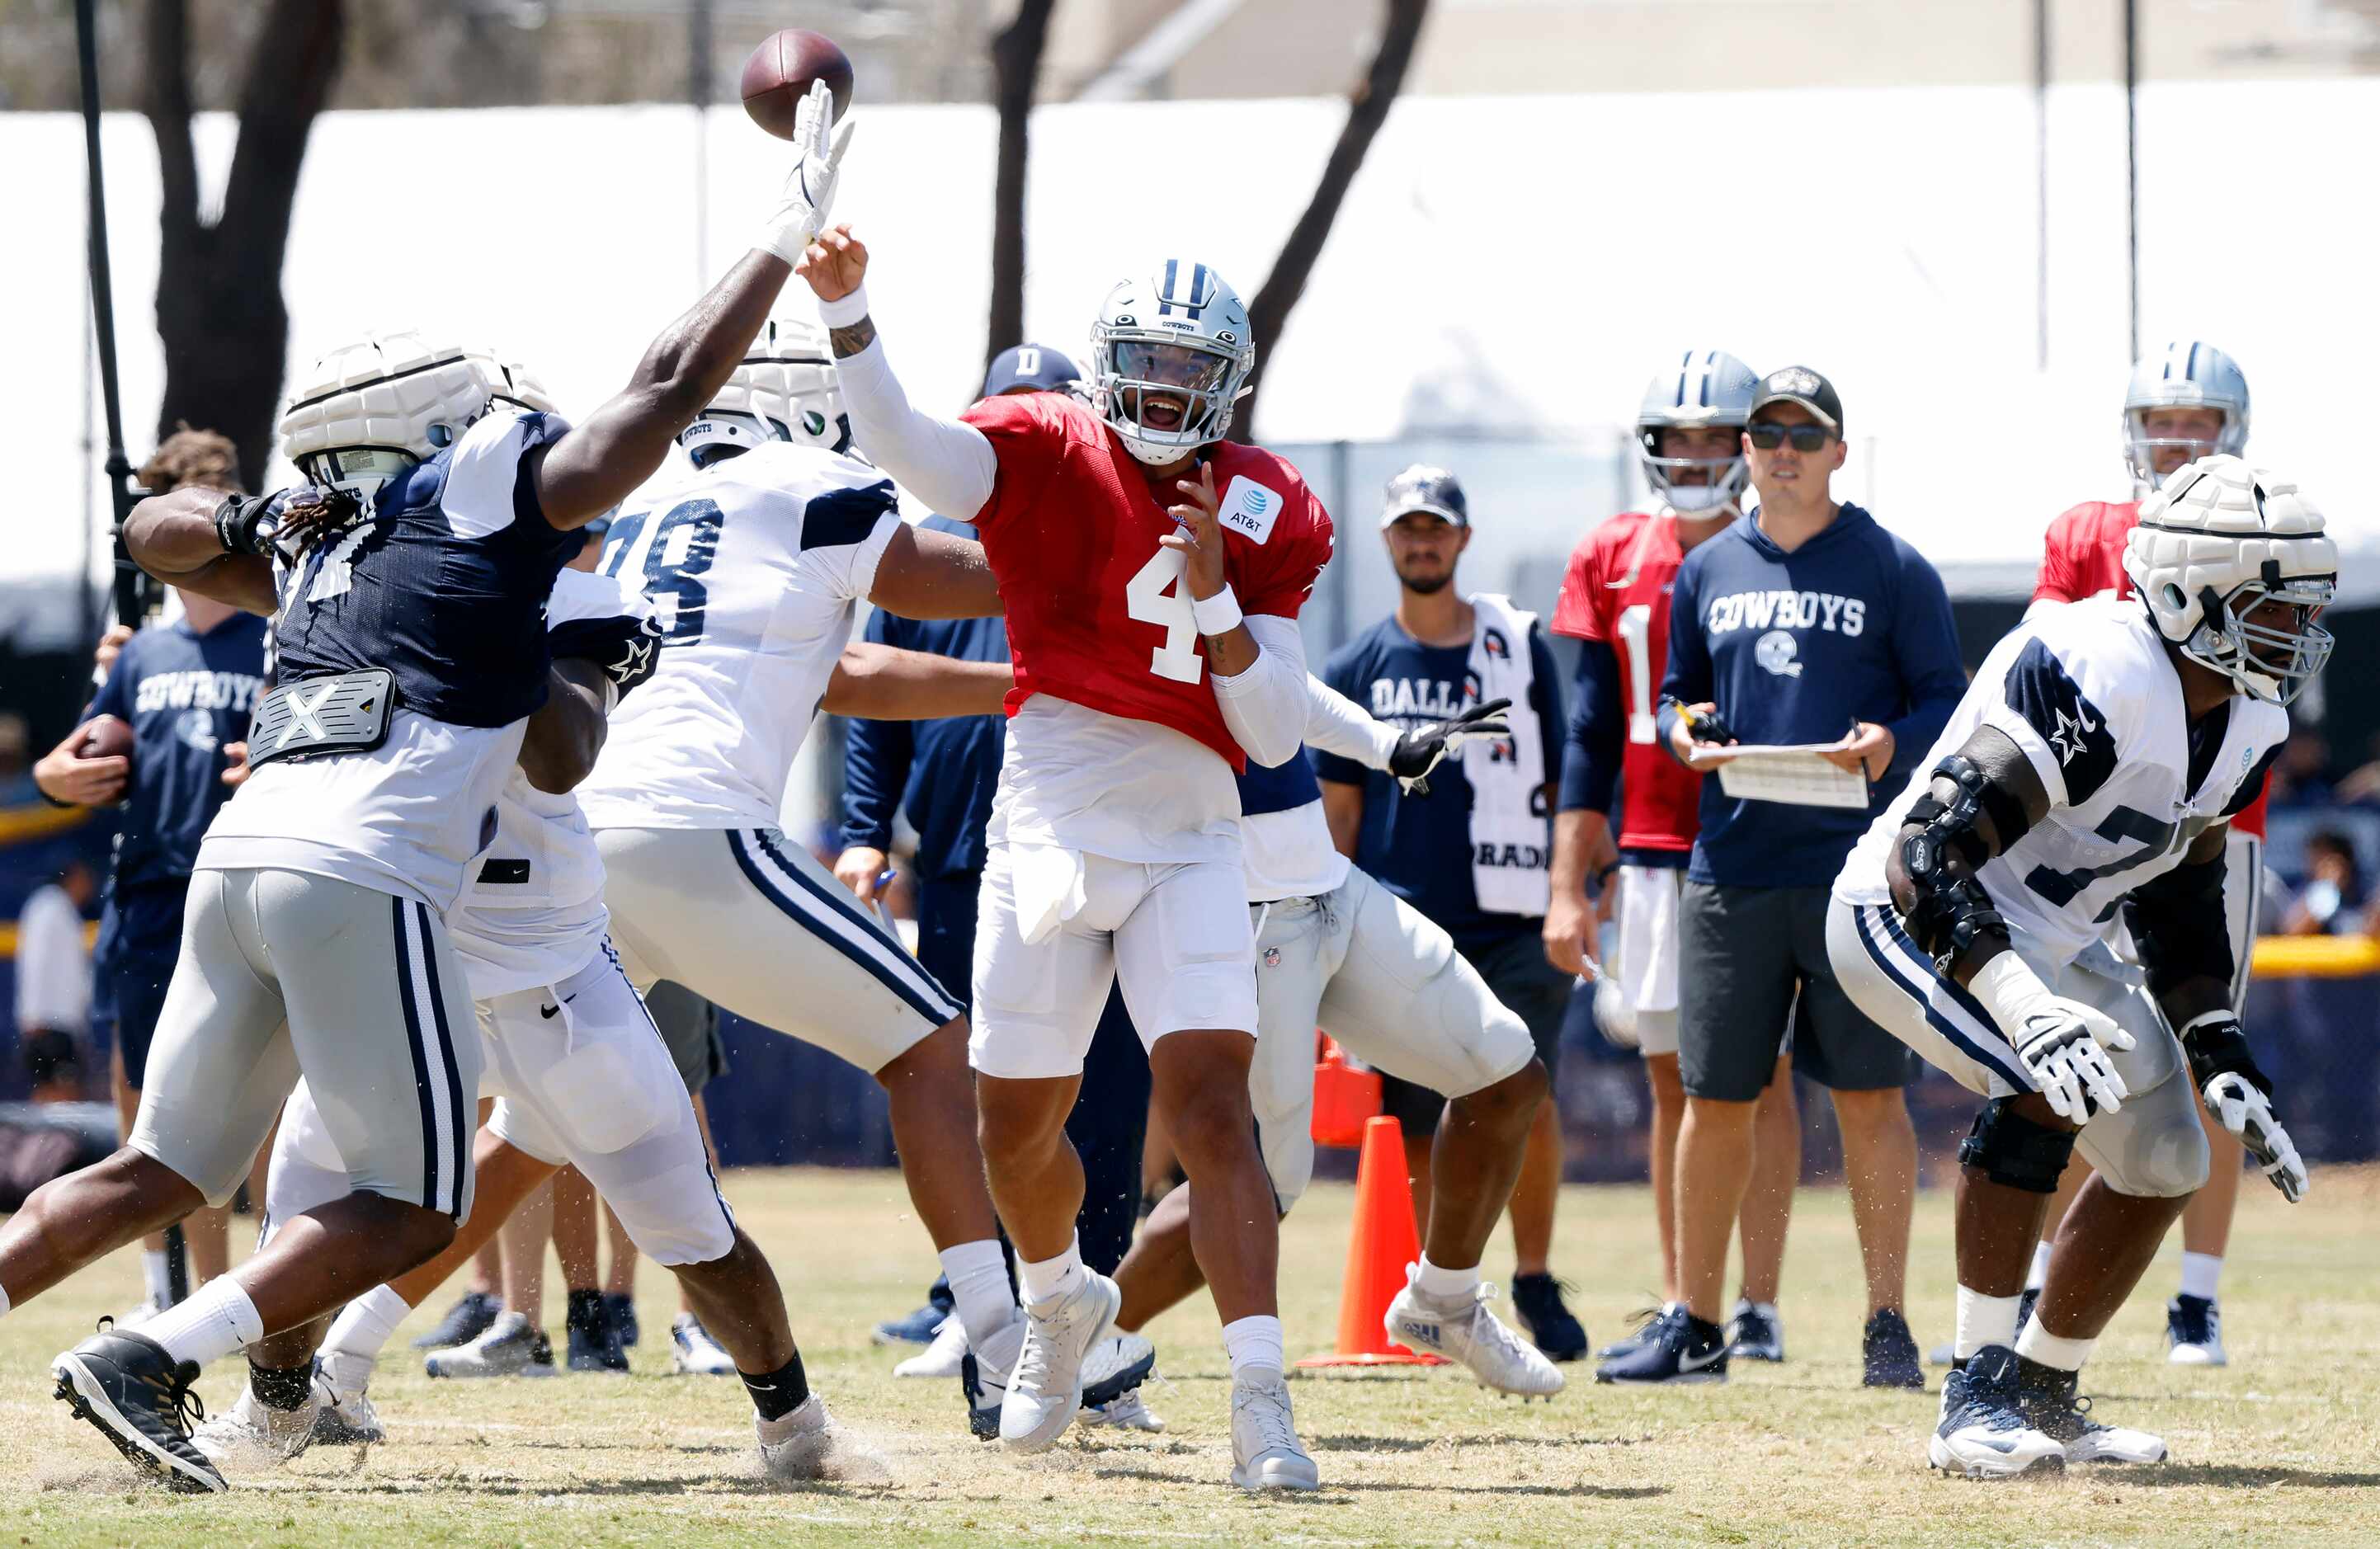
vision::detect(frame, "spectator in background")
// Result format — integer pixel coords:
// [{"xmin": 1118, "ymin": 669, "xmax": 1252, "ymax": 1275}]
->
[
  {"xmin": 15, "ymin": 859, "xmax": 96, "ymax": 1102},
  {"xmin": 1608, "ymin": 367, "xmax": 1961, "ymax": 1388},
  {"xmin": 832, "ymin": 345, "xmax": 1158, "ymax": 1426},
  {"xmin": 28, "ymin": 425, "xmax": 267, "ymax": 1316},
  {"xmin": 0, "ymin": 713, "xmax": 35, "ymax": 806},
  {"xmin": 2267, "ymin": 733, "xmax": 2335, "ymax": 808},
  {"xmin": 2280, "ymin": 831, "xmax": 2367, "ymax": 937},
  {"xmin": 1315, "ymin": 464, "xmax": 1586, "ymax": 1362}
]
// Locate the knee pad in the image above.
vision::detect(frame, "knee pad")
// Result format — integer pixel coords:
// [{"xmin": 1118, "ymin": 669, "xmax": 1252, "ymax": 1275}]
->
[
  {"xmin": 2079, "ymin": 1074, "xmax": 2211, "ymax": 1199},
  {"xmin": 1956, "ymin": 1098, "xmax": 2079, "ymax": 1194}
]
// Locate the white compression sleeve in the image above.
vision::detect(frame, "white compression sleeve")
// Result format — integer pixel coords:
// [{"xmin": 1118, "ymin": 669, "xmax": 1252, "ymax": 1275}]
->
[
  {"xmin": 1210, "ymin": 613, "xmax": 1312, "ymax": 769},
  {"xmin": 1302, "ymin": 673, "xmax": 1400, "ymax": 770},
  {"xmin": 831, "ymin": 334, "xmax": 998, "ymax": 521}
]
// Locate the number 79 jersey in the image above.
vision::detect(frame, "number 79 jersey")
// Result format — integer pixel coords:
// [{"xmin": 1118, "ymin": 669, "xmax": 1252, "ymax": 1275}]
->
[
  {"xmin": 575, "ymin": 442, "xmax": 902, "ymax": 832},
  {"xmin": 1834, "ymin": 596, "xmax": 2284, "ymax": 964},
  {"xmin": 961, "ymin": 392, "xmax": 1334, "ymax": 773}
]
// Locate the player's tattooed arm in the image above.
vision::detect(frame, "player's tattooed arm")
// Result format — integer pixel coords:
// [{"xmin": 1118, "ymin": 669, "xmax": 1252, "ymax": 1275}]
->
[
  {"xmin": 822, "ymin": 642, "xmax": 1011, "ymax": 719},
  {"xmin": 531, "ymin": 248, "xmax": 801, "ymax": 532},
  {"xmin": 518, "ymin": 657, "xmax": 614, "ymax": 794},
  {"xmin": 121, "ymin": 486, "xmax": 280, "ymax": 615},
  {"xmin": 827, "ymin": 317, "xmax": 876, "ymax": 359}
]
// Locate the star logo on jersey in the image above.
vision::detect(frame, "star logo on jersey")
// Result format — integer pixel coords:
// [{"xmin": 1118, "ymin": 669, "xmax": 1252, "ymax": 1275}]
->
[{"xmin": 2048, "ymin": 703, "xmax": 2099, "ymax": 767}]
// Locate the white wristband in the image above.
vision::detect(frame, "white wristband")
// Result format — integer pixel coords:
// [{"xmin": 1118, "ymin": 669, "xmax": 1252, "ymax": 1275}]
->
[
  {"xmin": 1191, "ymin": 586, "xmax": 1243, "ymax": 638},
  {"xmin": 817, "ymin": 284, "xmax": 871, "ymax": 329},
  {"xmin": 1969, "ymin": 950, "xmax": 2054, "ymax": 1038}
]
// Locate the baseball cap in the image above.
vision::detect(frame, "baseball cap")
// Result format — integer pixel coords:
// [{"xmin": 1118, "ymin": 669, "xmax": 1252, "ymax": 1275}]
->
[
  {"xmin": 982, "ymin": 343, "xmax": 1083, "ymax": 398},
  {"xmin": 1747, "ymin": 365, "xmax": 1844, "ymax": 432},
  {"xmin": 1380, "ymin": 464, "xmax": 1469, "ymax": 529}
]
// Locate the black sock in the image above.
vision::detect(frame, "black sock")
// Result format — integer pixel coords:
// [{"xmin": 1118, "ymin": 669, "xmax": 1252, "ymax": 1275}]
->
[
  {"xmin": 741, "ymin": 1351, "xmax": 810, "ymax": 1422},
  {"xmin": 249, "ymin": 1358, "xmax": 313, "ymax": 1412},
  {"xmin": 567, "ymin": 1288, "xmax": 606, "ymax": 1331}
]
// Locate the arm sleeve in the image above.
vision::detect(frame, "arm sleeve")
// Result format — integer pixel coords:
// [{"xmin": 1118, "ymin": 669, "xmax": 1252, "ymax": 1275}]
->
[
  {"xmin": 1310, "ymin": 647, "xmax": 1374, "ymax": 787},
  {"xmin": 1558, "ymin": 639, "xmax": 1624, "ymax": 814},
  {"xmin": 1211, "ymin": 613, "xmax": 1310, "ymax": 769},
  {"xmin": 832, "ymin": 334, "xmax": 998, "ymax": 522},
  {"xmin": 1303, "ymin": 673, "xmax": 1399, "ymax": 770},
  {"xmin": 442, "ymin": 407, "xmax": 573, "ymax": 538},
  {"xmin": 837, "ymin": 608, "xmax": 916, "ymax": 852},
  {"xmin": 1878, "ymin": 550, "xmax": 1968, "ymax": 782},
  {"xmin": 1654, "ymin": 560, "xmax": 1711, "ymax": 764},
  {"xmin": 1529, "ymin": 626, "xmax": 1563, "ymax": 791}
]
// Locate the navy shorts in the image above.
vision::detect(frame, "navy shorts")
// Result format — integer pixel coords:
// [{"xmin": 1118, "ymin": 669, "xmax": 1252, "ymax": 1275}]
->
[{"xmin": 94, "ymin": 880, "xmax": 189, "ymax": 1090}]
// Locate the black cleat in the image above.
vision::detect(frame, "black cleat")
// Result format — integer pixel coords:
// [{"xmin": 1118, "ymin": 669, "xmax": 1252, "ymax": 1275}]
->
[
  {"xmin": 50, "ymin": 1325, "xmax": 224, "ymax": 1493},
  {"xmin": 411, "ymin": 1288, "xmax": 501, "ymax": 1351},
  {"xmin": 1863, "ymin": 1307, "xmax": 1926, "ymax": 1390},
  {"xmin": 605, "ymin": 1291, "xmax": 640, "ymax": 1349},
  {"xmin": 567, "ymin": 1288, "xmax": 629, "ymax": 1374},
  {"xmin": 1510, "ymin": 1272, "xmax": 1590, "ymax": 1363}
]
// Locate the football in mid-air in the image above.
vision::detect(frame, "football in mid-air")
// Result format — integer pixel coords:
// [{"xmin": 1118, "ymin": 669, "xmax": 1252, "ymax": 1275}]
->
[{"xmin": 741, "ymin": 30, "xmax": 854, "ymax": 140}]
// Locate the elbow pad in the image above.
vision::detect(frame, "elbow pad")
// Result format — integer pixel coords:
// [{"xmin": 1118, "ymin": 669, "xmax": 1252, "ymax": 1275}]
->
[
  {"xmin": 2124, "ymin": 848, "xmax": 2233, "ymax": 998},
  {"xmin": 1899, "ymin": 753, "xmax": 2023, "ymax": 970}
]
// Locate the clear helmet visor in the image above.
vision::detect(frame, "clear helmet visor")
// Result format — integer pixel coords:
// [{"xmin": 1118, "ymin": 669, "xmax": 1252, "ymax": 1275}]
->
[
  {"xmin": 2124, "ymin": 407, "xmax": 2240, "ymax": 490},
  {"xmin": 300, "ymin": 446, "xmax": 415, "ymax": 496},
  {"xmin": 1107, "ymin": 340, "xmax": 1235, "ymax": 444}
]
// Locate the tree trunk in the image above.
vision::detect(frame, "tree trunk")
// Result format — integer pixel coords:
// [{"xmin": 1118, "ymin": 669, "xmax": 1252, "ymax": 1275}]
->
[
  {"xmin": 145, "ymin": 0, "xmax": 347, "ymax": 492},
  {"xmin": 987, "ymin": 0, "xmax": 1058, "ymax": 377},
  {"xmin": 1241, "ymin": 0, "xmax": 1430, "ymax": 438}
]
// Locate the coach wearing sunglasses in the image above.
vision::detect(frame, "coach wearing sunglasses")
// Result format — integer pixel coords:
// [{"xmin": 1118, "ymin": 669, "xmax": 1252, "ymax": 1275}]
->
[{"xmin": 1598, "ymin": 367, "xmax": 1964, "ymax": 1388}]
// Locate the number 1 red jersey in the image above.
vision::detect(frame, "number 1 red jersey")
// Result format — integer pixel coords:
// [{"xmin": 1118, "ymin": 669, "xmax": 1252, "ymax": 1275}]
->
[
  {"xmin": 1550, "ymin": 512, "xmax": 1704, "ymax": 855},
  {"xmin": 2036, "ymin": 496, "xmax": 2267, "ymax": 838},
  {"xmin": 960, "ymin": 392, "xmax": 1334, "ymax": 773}
]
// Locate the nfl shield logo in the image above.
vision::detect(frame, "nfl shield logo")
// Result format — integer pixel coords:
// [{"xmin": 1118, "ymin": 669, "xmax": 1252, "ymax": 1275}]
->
[{"xmin": 1262, "ymin": 947, "xmax": 1282, "ymax": 968}]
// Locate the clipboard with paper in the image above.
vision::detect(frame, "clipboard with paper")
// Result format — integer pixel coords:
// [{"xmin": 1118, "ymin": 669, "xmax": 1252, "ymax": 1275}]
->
[{"xmin": 1685, "ymin": 741, "xmax": 1871, "ymax": 809}]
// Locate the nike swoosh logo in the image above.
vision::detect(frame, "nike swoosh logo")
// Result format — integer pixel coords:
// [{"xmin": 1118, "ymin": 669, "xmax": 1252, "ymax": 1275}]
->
[
  {"xmin": 1965, "ymin": 1435, "xmax": 2018, "ymax": 1454},
  {"xmin": 540, "ymin": 1004, "xmax": 561, "ymax": 1019},
  {"xmin": 1679, "ymin": 1344, "xmax": 1726, "ymax": 1372}
]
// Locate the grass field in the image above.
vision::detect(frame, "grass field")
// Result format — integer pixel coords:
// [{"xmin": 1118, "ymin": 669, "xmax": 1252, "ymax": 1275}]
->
[{"xmin": 4, "ymin": 1167, "xmax": 2380, "ymax": 1546}]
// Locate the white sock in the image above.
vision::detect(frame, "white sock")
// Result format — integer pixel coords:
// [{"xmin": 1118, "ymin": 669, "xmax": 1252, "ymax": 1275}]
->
[
  {"xmin": 142, "ymin": 1250, "xmax": 172, "ymax": 1307},
  {"xmin": 1016, "ymin": 1236, "xmax": 1084, "ymax": 1308},
  {"xmin": 1413, "ymin": 1254, "xmax": 1480, "ymax": 1302},
  {"xmin": 1954, "ymin": 1286, "xmax": 2022, "ymax": 1359},
  {"xmin": 323, "ymin": 1284, "xmax": 412, "ymax": 1367},
  {"xmin": 144, "ymin": 1276, "xmax": 264, "ymax": 1368},
  {"xmin": 2015, "ymin": 1319, "xmax": 2095, "ymax": 1372},
  {"xmin": 483, "ymin": 1309, "xmax": 530, "ymax": 1341},
  {"xmin": 1222, "ymin": 1314, "xmax": 1285, "ymax": 1379},
  {"xmin": 938, "ymin": 1239, "xmax": 1017, "ymax": 1347},
  {"xmin": 2024, "ymin": 1241, "xmax": 2053, "ymax": 1292},
  {"xmin": 2178, "ymin": 1250, "xmax": 2222, "ymax": 1303}
]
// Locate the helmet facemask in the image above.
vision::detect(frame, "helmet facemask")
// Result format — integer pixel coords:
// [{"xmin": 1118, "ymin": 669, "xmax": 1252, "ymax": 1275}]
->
[
  {"xmin": 2124, "ymin": 406, "xmax": 2244, "ymax": 492},
  {"xmin": 1095, "ymin": 337, "xmax": 1245, "ymax": 466},
  {"xmin": 2178, "ymin": 569, "xmax": 2336, "ymax": 706},
  {"xmin": 1637, "ymin": 427, "xmax": 1748, "ymax": 514}
]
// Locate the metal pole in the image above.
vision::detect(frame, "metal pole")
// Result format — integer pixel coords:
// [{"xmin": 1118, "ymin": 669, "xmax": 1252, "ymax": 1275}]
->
[
  {"xmin": 74, "ymin": 0, "xmax": 147, "ymax": 628},
  {"xmin": 2123, "ymin": 0, "xmax": 2140, "ymax": 363},
  {"xmin": 2034, "ymin": 0, "xmax": 2050, "ymax": 373},
  {"xmin": 690, "ymin": 0, "xmax": 714, "ymax": 287}
]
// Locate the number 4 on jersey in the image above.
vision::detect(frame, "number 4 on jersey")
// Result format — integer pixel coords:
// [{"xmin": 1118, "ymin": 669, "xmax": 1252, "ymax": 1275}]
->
[{"xmin": 1126, "ymin": 548, "xmax": 1202, "ymax": 684}]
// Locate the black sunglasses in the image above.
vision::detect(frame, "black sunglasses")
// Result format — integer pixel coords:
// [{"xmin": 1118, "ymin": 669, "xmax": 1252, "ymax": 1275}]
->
[{"xmin": 1746, "ymin": 422, "xmax": 1835, "ymax": 453}]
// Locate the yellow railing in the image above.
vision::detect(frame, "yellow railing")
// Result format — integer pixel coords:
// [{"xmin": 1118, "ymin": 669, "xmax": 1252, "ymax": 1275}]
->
[{"xmin": 2249, "ymin": 934, "xmax": 2380, "ymax": 979}]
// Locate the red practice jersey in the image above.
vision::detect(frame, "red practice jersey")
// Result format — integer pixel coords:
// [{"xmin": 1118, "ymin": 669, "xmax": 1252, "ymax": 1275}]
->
[
  {"xmin": 1550, "ymin": 512, "xmax": 1703, "ymax": 855},
  {"xmin": 961, "ymin": 392, "xmax": 1334, "ymax": 772},
  {"xmin": 2036, "ymin": 498, "xmax": 2268, "ymax": 838}
]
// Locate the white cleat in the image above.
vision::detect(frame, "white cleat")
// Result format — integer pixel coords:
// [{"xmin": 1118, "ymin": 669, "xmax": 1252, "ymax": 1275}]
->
[
  {"xmin": 2018, "ymin": 1358, "xmax": 2167, "ymax": 1466},
  {"xmin": 2165, "ymin": 1297, "xmax": 2227, "ymax": 1368},
  {"xmin": 669, "ymin": 1313, "xmax": 738, "ymax": 1376},
  {"xmin": 1080, "ymin": 1387, "xmax": 1166, "ymax": 1433},
  {"xmin": 1928, "ymin": 1349, "xmax": 2063, "ymax": 1481},
  {"xmin": 1384, "ymin": 1266, "xmax": 1564, "ymax": 1398},
  {"xmin": 423, "ymin": 1315, "xmax": 556, "ymax": 1379},
  {"xmin": 1228, "ymin": 1367, "xmax": 1318, "ymax": 1491},
  {"xmin": 191, "ymin": 1382, "xmax": 319, "ymax": 1473},
  {"xmin": 756, "ymin": 1393, "xmax": 883, "ymax": 1483},
  {"xmin": 309, "ymin": 1350, "xmax": 384, "ymax": 1447},
  {"xmin": 997, "ymin": 1273, "xmax": 1124, "ymax": 1452},
  {"xmin": 893, "ymin": 1314, "xmax": 969, "ymax": 1379}
]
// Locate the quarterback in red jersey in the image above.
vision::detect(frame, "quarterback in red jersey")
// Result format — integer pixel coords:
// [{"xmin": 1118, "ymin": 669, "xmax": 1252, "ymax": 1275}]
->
[
  {"xmin": 799, "ymin": 228, "xmax": 1327, "ymax": 1490},
  {"xmin": 2023, "ymin": 339, "xmax": 2261, "ymax": 1369},
  {"xmin": 1545, "ymin": 351, "xmax": 1801, "ymax": 1362}
]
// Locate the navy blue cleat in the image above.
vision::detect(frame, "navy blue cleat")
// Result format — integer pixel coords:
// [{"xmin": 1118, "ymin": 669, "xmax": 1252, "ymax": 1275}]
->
[
  {"xmin": 411, "ymin": 1288, "xmax": 501, "ymax": 1351},
  {"xmin": 1595, "ymin": 1307, "xmax": 1727, "ymax": 1385},
  {"xmin": 1863, "ymin": 1307, "xmax": 1925, "ymax": 1390},
  {"xmin": 1510, "ymin": 1273, "xmax": 1589, "ymax": 1363},
  {"xmin": 1927, "ymin": 1345, "xmax": 2063, "ymax": 1479}
]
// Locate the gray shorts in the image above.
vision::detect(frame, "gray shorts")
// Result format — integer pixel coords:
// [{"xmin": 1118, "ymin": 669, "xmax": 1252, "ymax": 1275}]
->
[
  {"xmin": 1379, "ymin": 925, "xmax": 1570, "ymax": 1137},
  {"xmin": 130, "ymin": 868, "xmax": 481, "ymax": 1217},
  {"xmin": 643, "ymin": 979, "xmax": 728, "ymax": 1096},
  {"xmin": 1677, "ymin": 880, "xmax": 1913, "ymax": 1103}
]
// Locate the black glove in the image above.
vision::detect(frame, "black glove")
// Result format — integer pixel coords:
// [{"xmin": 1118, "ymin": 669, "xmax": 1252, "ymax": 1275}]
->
[
  {"xmin": 1389, "ymin": 696, "xmax": 1511, "ymax": 796},
  {"xmin": 214, "ymin": 484, "xmax": 363, "ymax": 558},
  {"xmin": 2180, "ymin": 1013, "xmax": 2272, "ymax": 1099},
  {"xmin": 2181, "ymin": 1011, "xmax": 2307, "ymax": 1203}
]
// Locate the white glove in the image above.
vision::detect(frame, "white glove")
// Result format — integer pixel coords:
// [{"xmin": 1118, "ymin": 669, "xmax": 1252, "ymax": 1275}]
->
[
  {"xmin": 2203, "ymin": 1071, "xmax": 2309, "ymax": 1203},
  {"xmin": 756, "ymin": 80, "xmax": 857, "ymax": 266},
  {"xmin": 1591, "ymin": 976, "xmax": 1638, "ymax": 1050},
  {"xmin": 1970, "ymin": 953, "xmax": 2135, "ymax": 1121}
]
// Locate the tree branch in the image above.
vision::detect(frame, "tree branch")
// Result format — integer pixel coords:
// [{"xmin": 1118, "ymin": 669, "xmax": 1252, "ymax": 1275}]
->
[
  {"xmin": 142, "ymin": 0, "xmax": 198, "ymax": 239},
  {"xmin": 987, "ymin": 0, "xmax": 1058, "ymax": 374},
  {"xmin": 220, "ymin": 0, "xmax": 347, "ymax": 265},
  {"xmin": 1242, "ymin": 0, "xmax": 1430, "ymax": 436}
]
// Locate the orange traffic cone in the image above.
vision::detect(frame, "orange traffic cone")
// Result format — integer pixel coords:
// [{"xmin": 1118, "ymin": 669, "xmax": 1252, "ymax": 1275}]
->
[{"xmin": 1296, "ymin": 1113, "xmax": 1443, "ymax": 1368}]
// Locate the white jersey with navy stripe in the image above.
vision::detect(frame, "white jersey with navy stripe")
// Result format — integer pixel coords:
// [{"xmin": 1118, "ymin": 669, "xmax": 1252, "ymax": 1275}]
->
[
  {"xmin": 577, "ymin": 442, "xmax": 902, "ymax": 832},
  {"xmin": 1835, "ymin": 597, "xmax": 2284, "ymax": 967},
  {"xmin": 448, "ymin": 570, "xmax": 657, "ymax": 999}
]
